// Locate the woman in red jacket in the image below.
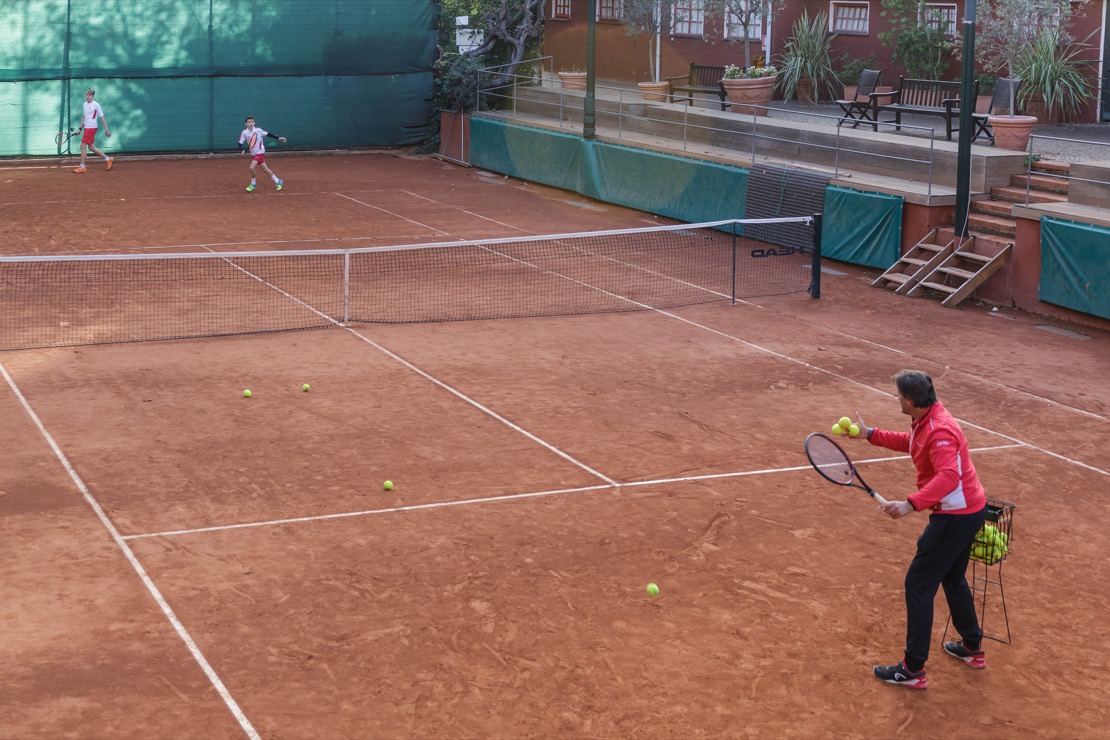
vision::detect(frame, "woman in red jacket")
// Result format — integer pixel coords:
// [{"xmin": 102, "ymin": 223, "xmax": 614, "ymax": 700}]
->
[{"xmin": 854, "ymin": 370, "xmax": 988, "ymax": 690}]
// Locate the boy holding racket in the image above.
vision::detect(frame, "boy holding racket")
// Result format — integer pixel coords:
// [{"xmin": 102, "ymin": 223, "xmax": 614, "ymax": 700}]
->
[
  {"xmin": 238, "ymin": 116, "xmax": 287, "ymax": 192},
  {"xmin": 854, "ymin": 370, "xmax": 988, "ymax": 689},
  {"xmin": 73, "ymin": 89, "xmax": 113, "ymax": 174}
]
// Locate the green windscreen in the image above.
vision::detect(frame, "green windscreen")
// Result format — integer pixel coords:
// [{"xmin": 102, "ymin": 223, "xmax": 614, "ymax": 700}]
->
[{"xmin": 0, "ymin": 0, "xmax": 436, "ymax": 156}]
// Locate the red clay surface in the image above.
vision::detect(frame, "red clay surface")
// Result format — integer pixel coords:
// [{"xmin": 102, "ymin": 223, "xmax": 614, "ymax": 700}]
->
[{"xmin": 2, "ymin": 153, "xmax": 1109, "ymax": 739}]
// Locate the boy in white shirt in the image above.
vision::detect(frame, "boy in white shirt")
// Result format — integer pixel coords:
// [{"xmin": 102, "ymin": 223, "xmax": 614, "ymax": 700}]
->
[
  {"xmin": 74, "ymin": 88, "xmax": 113, "ymax": 173},
  {"xmin": 238, "ymin": 116, "xmax": 287, "ymax": 192}
]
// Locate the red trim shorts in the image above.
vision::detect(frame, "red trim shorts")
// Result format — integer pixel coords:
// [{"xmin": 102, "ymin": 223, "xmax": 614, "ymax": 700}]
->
[
  {"xmin": 252, "ymin": 153, "xmax": 266, "ymax": 164},
  {"xmin": 81, "ymin": 128, "xmax": 98, "ymax": 145}
]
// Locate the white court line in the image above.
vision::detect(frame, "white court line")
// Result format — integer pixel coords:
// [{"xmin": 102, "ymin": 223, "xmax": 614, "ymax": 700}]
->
[
  {"xmin": 123, "ymin": 444, "xmax": 1024, "ymax": 541},
  {"xmin": 648, "ymin": 307, "xmax": 1110, "ymax": 477},
  {"xmin": 0, "ymin": 361, "xmax": 260, "ymax": 740}
]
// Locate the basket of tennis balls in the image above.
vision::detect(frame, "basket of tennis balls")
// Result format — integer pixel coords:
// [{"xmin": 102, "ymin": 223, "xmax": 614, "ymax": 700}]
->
[{"xmin": 970, "ymin": 522, "xmax": 1009, "ymax": 565}]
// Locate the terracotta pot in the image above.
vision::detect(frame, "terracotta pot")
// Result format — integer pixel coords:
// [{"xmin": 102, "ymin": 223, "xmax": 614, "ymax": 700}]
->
[
  {"xmin": 796, "ymin": 77, "xmax": 816, "ymax": 104},
  {"xmin": 721, "ymin": 76, "xmax": 776, "ymax": 116},
  {"xmin": 989, "ymin": 115, "xmax": 1038, "ymax": 151},
  {"xmin": 1023, "ymin": 93, "xmax": 1052, "ymax": 124},
  {"xmin": 558, "ymin": 71, "xmax": 587, "ymax": 91},
  {"xmin": 637, "ymin": 80, "xmax": 670, "ymax": 102}
]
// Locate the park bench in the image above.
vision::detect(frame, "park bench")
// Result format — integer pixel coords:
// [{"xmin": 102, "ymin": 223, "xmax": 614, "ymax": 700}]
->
[
  {"xmin": 869, "ymin": 76, "xmax": 978, "ymax": 141},
  {"xmin": 665, "ymin": 63, "xmax": 728, "ymax": 111}
]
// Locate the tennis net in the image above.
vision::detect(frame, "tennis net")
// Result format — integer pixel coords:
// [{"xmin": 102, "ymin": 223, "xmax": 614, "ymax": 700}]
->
[{"xmin": 0, "ymin": 217, "xmax": 820, "ymax": 351}]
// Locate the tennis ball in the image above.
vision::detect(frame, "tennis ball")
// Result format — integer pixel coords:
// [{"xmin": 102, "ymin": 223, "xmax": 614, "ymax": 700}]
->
[
  {"xmin": 302, "ymin": 383, "xmax": 310, "ymax": 392},
  {"xmin": 848, "ymin": 424, "xmax": 861, "ymax": 438},
  {"xmin": 839, "ymin": 416, "xmax": 853, "ymax": 430},
  {"xmin": 243, "ymin": 389, "xmax": 251, "ymax": 398},
  {"xmin": 832, "ymin": 422, "xmax": 845, "ymax": 435},
  {"xmin": 646, "ymin": 583, "xmax": 659, "ymax": 597},
  {"xmin": 383, "ymin": 480, "xmax": 394, "ymax": 490}
]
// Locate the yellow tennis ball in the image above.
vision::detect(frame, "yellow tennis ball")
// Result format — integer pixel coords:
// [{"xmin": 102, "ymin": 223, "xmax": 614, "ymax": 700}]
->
[
  {"xmin": 839, "ymin": 416, "xmax": 853, "ymax": 430},
  {"xmin": 646, "ymin": 583, "xmax": 659, "ymax": 596},
  {"xmin": 383, "ymin": 480, "xmax": 394, "ymax": 490},
  {"xmin": 832, "ymin": 422, "xmax": 845, "ymax": 435},
  {"xmin": 243, "ymin": 389, "xmax": 251, "ymax": 398},
  {"xmin": 848, "ymin": 424, "xmax": 861, "ymax": 438},
  {"xmin": 302, "ymin": 383, "xmax": 310, "ymax": 392}
]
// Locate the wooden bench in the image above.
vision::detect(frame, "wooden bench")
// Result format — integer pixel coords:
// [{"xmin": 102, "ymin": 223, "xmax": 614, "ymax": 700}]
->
[
  {"xmin": 665, "ymin": 63, "xmax": 728, "ymax": 111},
  {"xmin": 869, "ymin": 76, "xmax": 978, "ymax": 141}
]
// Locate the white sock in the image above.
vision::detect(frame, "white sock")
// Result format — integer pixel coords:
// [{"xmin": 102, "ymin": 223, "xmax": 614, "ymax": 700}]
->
[
  {"xmin": 271, "ymin": 174, "xmax": 279, "ymax": 183},
  {"xmin": 250, "ymin": 178, "xmax": 257, "ymax": 184}
]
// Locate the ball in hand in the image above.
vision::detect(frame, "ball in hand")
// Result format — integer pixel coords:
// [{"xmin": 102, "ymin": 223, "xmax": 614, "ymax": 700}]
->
[
  {"xmin": 848, "ymin": 424, "xmax": 861, "ymax": 438},
  {"xmin": 383, "ymin": 480, "xmax": 394, "ymax": 491},
  {"xmin": 832, "ymin": 422, "xmax": 845, "ymax": 436},
  {"xmin": 646, "ymin": 583, "xmax": 659, "ymax": 597},
  {"xmin": 839, "ymin": 416, "xmax": 853, "ymax": 430}
]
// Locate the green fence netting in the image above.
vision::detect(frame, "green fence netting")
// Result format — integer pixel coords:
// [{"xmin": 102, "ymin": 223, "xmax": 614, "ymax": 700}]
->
[
  {"xmin": 1040, "ymin": 216, "xmax": 1110, "ymax": 319},
  {"xmin": 820, "ymin": 186, "xmax": 903, "ymax": 269},
  {"xmin": 0, "ymin": 0, "xmax": 436, "ymax": 156}
]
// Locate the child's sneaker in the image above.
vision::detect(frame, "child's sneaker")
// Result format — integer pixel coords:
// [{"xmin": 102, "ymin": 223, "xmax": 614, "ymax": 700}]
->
[
  {"xmin": 944, "ymin": 641, "xmax": 986, "ymax": 669},
  {"xmin": 873, "ymin": 661, "xmax": 928, "ymax": 689},
  {"xmin": 73, "ymin": 166, "xmax": 86, "ymax": 173},
  {"xmin": 245, "ymin": 183, "xmax": 256, "ymax": 192},
  {"xmin": 275, "ymin": 179, "xmax": 284, "ymax": 191},
  {"xmin": 105, "ymin": 157, "xmax": 114, "ymax": 171}
]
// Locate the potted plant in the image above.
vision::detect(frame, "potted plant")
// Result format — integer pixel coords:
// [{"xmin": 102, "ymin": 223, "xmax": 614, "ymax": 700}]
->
[
  {"xmin": 558, "ymin": 65, "xmax": 587, "ymax": 91},
  {"xmin": 776, "ymin": 10, "xmax": 839, "ymax": 104},
  {"xmin": 621, "ymin": 0, "xmax": 674, "ymax": 101},
  {"xmin": 975, "ymin": 0, "xmax": 1071, "ymax": 149},
  {"xmin": 721, "ymin": 59, "xmax": 779, "ymax": 116},
  {"xmin": 1016, "ymin": 29, "xmax": 1095, "ymax": 124}
]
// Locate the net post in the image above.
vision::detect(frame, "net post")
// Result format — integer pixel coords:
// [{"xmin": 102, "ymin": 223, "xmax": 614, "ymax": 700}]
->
[
  {"xmin": 343, "ymin": 251, "xmax": 351, "ymax": 322},
  {"xmin": 809, "ymin": 213, "xmax": 822, "ymax": 299},
  {"xmin": 731, "ymin": 223, "xmax": 737, "ymax": 305}
]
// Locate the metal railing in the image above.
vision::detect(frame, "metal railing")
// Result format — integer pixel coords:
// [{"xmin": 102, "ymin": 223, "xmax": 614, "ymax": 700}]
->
[
  {"xmin": 476, "ymin": 63, "xmax": 941, "ymax": 195},
  {"xmin": 1026, "ymin": 134, "xmax": 1110, "ymax": 205}
]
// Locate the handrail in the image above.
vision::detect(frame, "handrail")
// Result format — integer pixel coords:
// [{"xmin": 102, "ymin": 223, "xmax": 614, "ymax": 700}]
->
[
  {"xmin": 475, "ymin": 68, "xmax": 940, "ymax": 195},
  {"xmin": 1025, "ymin": 133, "xmax": 1110, "ymax": 205}
]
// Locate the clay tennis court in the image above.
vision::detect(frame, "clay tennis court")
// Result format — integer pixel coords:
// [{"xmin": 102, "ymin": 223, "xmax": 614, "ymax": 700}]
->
[{"xmin": 2, "ymin": 153, "xmax": 1108, "ymax": 738}]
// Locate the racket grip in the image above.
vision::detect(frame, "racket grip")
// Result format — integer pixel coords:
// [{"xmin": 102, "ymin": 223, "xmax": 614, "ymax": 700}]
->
[{"xmin": 872, "ymin": 492, "xmax": 889, "ymax": 506}]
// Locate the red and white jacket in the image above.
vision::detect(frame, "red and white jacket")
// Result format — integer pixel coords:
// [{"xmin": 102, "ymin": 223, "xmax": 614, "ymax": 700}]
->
[{"xmin": 868, "ymin": 402, "xmax": 986, "ymax": 514}]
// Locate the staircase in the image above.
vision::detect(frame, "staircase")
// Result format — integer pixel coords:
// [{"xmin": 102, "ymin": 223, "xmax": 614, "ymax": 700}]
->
[
  {"xmin": 873, "ymin": 160, "xmax": 1069, "ymax": 307},
  {"xmin": 967, "ymin": 159, "xmax": 1070, "ymax": 237}
]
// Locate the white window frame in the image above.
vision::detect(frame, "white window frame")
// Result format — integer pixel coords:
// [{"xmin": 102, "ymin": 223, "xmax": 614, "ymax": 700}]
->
[
  {"xmin": 829, "ymin": 1, "xmax": 870, "ymax": 35},
  {"xmin": 671, "ymin": 1, "xmax": 705, "ymax": 37},
  {"xmin": 724, "ymin": 2, "xmax": 763, "ymax": 41},
  {"xmin": 598, "ymin": 0, "xmax": 623, "ymax": 22},
  {"xmin": 552, "ymin": 0, "xmax": 571, "ymax": 21},
  {"xmin": 923, "ymin": 3, "xmax": 957, "ymax": 36}
]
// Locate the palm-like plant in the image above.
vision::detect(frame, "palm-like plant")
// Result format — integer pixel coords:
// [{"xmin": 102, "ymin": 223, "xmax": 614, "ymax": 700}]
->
[
  {"xmin": 776, "ymin": 10, "xmax": 839, "ymax": 104},
  {"xmin": 1016, "ymin": 29, "xmax": 1095, "ymax": 123}
]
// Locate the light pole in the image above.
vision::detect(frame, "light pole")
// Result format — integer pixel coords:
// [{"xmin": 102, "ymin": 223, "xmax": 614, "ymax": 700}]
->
[
  {"xmin": 954, "ymin": 0, "xmax": 978, "ymax": 237},
  {"xmin": 584, "ymin": 0, "xmax": 597, "ymax": 139}
]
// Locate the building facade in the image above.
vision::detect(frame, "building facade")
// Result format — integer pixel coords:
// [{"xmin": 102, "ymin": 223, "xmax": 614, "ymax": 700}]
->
[{"xmin": 543, "ymin": 0, "xmax": 1108, "ymax": 124}]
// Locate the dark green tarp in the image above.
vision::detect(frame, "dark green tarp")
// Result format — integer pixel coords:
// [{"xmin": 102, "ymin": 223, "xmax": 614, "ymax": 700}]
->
[{"xmin": 1040, "ymin": 217, "xmax": 1110, "ymax": 319}]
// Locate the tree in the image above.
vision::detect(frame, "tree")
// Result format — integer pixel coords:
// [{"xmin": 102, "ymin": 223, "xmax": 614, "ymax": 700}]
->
[
  {"xmin": 437, "ymin": 0, "xmax": 546, "ymax": 96},
  {"xmin": 621, "ymin": 0, "xmax": 673, "ymax": 83},
  {"xmin": 975, "ymin": 0, "xmax": 1075, "ymax": 116},
  {"xmin": 702, "ymin": 0, "xmax": 786, "ymax": 69},
  {"xmin": 878, "ymin": 0, "xmax": 959, "ymax": 79}
]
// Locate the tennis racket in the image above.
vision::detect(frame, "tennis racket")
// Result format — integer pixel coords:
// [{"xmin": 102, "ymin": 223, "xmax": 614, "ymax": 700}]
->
[
  {"xmin": 55, "ymin": 128, "xmax": 79, "ymax": 148},
  {"xmin": 804, "ymin": 432, "xmax": 889, "ymax": 505}
]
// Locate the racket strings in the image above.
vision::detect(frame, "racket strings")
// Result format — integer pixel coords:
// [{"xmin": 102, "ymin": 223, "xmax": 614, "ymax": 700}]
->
[{"xmin": 806, "ymin": 436, "xmax": 855, "ymax": 484}]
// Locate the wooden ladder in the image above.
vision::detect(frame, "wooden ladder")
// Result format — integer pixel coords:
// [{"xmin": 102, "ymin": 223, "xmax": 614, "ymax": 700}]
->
[
  {"xmin": 871, "ymin": 228, "xmax": 957, "ymax": 294},
  {"xmin": 905, "ymin": 241, "xmax": 1013, "ymax": 307}
]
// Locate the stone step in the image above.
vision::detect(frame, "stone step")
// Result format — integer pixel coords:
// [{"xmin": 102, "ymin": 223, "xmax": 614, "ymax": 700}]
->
[
  {"xmin": 971, "ymin": 199, "xmax": 1014, "ymax": 217},
  {"xmin": 1032, "ymin": 159, "xmax": 1070, "ymax": 176},
  {"xmin": 967, "ymin": 212, "xmax": 1017, "ymax": 237},
  {"xmin": 989, "ymin": 185, "xmax": 1068, "ymax": 204},
  {"xmin": 1010, "ymin": 173, "xmax": 1069, "ymax": 193}
]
